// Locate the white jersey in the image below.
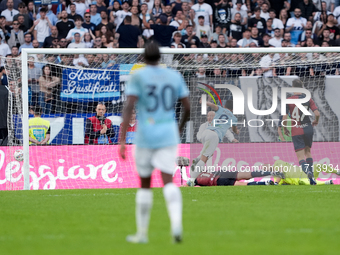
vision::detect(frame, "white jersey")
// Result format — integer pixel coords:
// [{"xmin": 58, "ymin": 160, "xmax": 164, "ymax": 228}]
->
[{"xmin": 191, "ymin": 3, "xmax": 213, "ymax": 26}]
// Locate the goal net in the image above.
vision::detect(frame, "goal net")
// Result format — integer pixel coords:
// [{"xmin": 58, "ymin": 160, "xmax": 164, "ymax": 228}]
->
[{"xmin": 1, "ymin": 47, "xmax": 340, "ymax": 190}]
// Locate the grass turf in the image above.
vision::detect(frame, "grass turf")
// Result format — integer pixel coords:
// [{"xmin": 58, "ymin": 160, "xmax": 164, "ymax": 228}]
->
[{"xmin": 0, "ymin": 186, "xmax": 339, "ymax": 255}]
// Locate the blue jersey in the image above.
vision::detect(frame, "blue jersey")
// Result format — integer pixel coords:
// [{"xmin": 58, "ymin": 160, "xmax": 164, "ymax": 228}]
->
[
  {"xmin": 125, "ymin": 65, "xmax": 189, "ymax": 148},
  {"xmin": 207, "ymin": 106, "xmax": 237, "ymax": 142}
]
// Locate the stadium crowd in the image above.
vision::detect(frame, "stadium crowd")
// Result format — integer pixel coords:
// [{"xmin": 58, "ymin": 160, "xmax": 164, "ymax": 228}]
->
[{"xmin": 1, "ymin": 0, "xmax": 340, "ymax": 114}]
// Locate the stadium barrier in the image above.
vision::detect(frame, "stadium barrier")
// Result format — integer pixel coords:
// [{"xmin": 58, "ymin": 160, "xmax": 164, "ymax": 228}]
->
[{"xmin": 1, "ymin": 142, "xmax": 339, "ymax": 190}]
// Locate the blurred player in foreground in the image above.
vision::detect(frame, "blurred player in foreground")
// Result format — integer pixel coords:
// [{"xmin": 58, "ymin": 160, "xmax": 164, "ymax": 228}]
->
[
  {"xmin": 283, "ymin": 79, "xmax": 320, "ymax": 185},
  {"xmin": 119, "ymin": 42, "xmax": 190, "ymax": 243},
  {"xmin": 190, "ymin": 99, "xmax": 239, "ymax": 178},
  {"xmin": 262, "ymin": 160, "xmax": 338, "ymax": 185}
]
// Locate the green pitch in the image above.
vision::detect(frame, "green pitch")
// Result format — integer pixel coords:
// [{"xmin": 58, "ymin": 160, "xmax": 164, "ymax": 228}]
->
[{"xmin": 1, "ymin": 186, "xmax": 339, "ymax": 255}]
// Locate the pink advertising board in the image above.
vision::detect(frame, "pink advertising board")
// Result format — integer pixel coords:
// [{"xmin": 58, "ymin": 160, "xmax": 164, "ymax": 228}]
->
[{"xmin": 1, "ymin": 142, "xmax": 339, "ymax": 190}]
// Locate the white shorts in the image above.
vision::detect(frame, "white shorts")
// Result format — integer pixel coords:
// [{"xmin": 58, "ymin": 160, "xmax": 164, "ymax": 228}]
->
[
  {"xmin": 200, "ymin": 129, "xmax": 219, "ymax": 158},
  {"xmin": 135, "ymin": 145, "xmax": 178, "ymax": 178}
]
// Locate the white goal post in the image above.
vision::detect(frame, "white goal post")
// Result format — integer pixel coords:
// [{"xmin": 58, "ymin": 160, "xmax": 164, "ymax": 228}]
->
[{"xmin": 16, "ymin": 46, "xmax": 340, "ymax": 190}]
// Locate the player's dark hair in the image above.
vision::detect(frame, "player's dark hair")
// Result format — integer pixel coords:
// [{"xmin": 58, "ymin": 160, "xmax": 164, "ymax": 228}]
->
[
  {"xmin": 292, "ymin": 79, "xmax": 303, "ymax": 88},
  {"xmin": 144, "ymin": 42, "xmax": 161, "ymax": 64},
  {"xmin": 225, "ymin": 100, "xmax": 233, "ymax": 111},
  {"xmin": 34, "ymin": 106, "xmax": 42, "ymax": 115}
]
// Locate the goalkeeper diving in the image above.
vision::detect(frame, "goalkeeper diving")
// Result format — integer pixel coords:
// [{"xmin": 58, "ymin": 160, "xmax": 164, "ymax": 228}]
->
[{"xmin": 262, "ymin": 160, "xmax": 339, "ymax": 185}]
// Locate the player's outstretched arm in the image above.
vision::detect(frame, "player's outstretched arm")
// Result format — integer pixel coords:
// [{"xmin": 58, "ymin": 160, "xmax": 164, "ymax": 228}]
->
[
  {"xmin": 312, "ymin": 110, "xmax": 320, "ymax": 126},
  {"xmin": 119, "ymin": 96, "xmax": 138, "ymax": 160},
  {"xmin": 179, "ymin": 97, "xmax": 190, "ymax": 134}
]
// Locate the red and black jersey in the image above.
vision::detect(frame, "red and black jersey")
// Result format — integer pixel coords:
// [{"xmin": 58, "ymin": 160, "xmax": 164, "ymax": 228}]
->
[
  {"xmin": 286, "ymin": 94, "xmax": 318, "ymax": 136},
  {"xmin": 195, "ymin": 172, "xmax": 219, "ymax": 186}
]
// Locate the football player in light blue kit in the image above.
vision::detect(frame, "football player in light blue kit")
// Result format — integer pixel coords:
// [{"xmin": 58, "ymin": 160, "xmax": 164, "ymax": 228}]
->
[
  {"xmin": 191, "ymin": 99, "xmax": 239, "ymax": 178},
  {"xmin": 119, "ymin": 42, "xmax": 190, "ymax": 243}
]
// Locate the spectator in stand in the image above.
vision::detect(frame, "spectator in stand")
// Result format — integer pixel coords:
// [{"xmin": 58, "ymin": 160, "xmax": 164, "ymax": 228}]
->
[
  {"xmin": 226, "ymin": 13, "xmax": 245, "ymax": 41},
  {"xmin": 37, "ymin": 5, "xmax": 58, "ymax": 26},
  {"xmin": 8, "ymin": 20, "xmax": 24, "ymax": 49},
  {"xmin": 283, "ymin": 32, "xmax": 296, "ymax": 47},
  {"xmin": 316, "ymin": 28, "xmax": 336, "ymax": 46},
  {"xmin": 231, "ymin": 0, "xmax": 247, "ymax": 26},
  {"xmin": 89, "ymin": 4, "xmax": 102, "ymax": 26},
  {"xmin": 101, "ymin": 34, "xmax": 114, "ymax": 48},
  {"xmin": 69, "ymin": 0, "xmax": 87, "ymax": 17},
  {"xmin": 115, "ymin": 0, "xmax": 132, "ymax": 29},
  {"xmin": 13, "ymin": 3, "xmax": 33, "ymax": 31},
  {"xmin": 195, "ymin": 16, "xmax": 211, "ymax": 40},
  {"xmin": 192, "ymin": 0, "xmax": 213, "ymax": 28},
  {"xmin": 92, "ymin": 36, "xmax": 104, "ymax": 48},
  {"xmin": 260, "ymin": 2, "xmax": 270, "ymax": 20},
  {"xmin": 317, "ymin": 14, "xmax": 340, "ymax": 40},
  {"xmin": 11, "ymin": 46, "xmax": 19, "ymax": 57},
  {"xmin": 98, "ymin": 25, "xmax": 114, "ymax": 39},
  {"xmin": 101, "ymin": 53, "xmax": 115, "ymax": 68},
  {"xmin": 96, "ymin": 0, "xmax": 107, "ymax": 13},
  {"xmin": 83, "ymin": 32, "xmax": 94, "ymax": 48},
  {"xmin": 269, "ymin": 28, "xmax": 283, "ymax": 47},
  {"xmin": 211, "ymin": 25, "xmax": 228, "ymax": 43},
  {"xmin": 27, "ymin": 56, "xmax": 42, "ymax": 106},
  {"xmin": 139, "ymin": 3, "xmax": 153, "ymax": 24},
  {"xmin": 2, "ymin": 0, "xmax": 19, "ymax": 26},
  {"xmin": 162, "ymin": 4, "xmax": 173, "ymax": 21},
  {"xmin": 172, "ymin": 31, "xmax": 185, "ymax": 48},
  {"xmin": 152, "ymin": 0, "xmax": 163, "ymax": 20},
  {"xmin": 181, "ymin": 25, "xmax": 200, "ymax": 48},
  {"xmin": 300, "ymin": 29, "xmax": 314, "ymax": 46},
  {"xmin": 19, "ymin": 33, "xmax": 33, "ymax": 53},
  {"xmin": 217, "ymin": 34, "xmax": 227, "ymax": 48},
  {"xmin": 199, "ymin": 34, "xmax": 210, "ymax": 48},
  {"xmin": 265, "ymin": 18, "xmax": 274, "ymax": 37},
  {"xmin": 73, "ymin": 53, "xmax": 88, "ymax": 67},
  {"xmin": 262, "ymin": 33, "xmax": 272, "ymax": 47},
  {"xmin": 299, "ymin": 0, "xmax": 318, "ymax": 21},
  {"xmin": 170, "ymin": 10, "xmax": 186, "ymax": 28},
  {"xmin": 58, "ymin": 38, "xmax": 69, "ymax": 48},
  {"xmin": 43, "ymin": 26, "xmax": 59, "ymax": 48},
  {"xmin": 68, "ymin": 32, "xmax": 86, "ymax": 48},
  {"xmin": 130, "ymin": 5, "xmax": 142, "ymax": 29},
  {"xmin": 250, "ymin": 26, "xmax": 263, "ymax": 46},
  {"xmin": 66, "ymin": 16, "xmax": 88, "ymax": 42},
  {"xmin": 67, "ymin": 3, "xmax": 82, "ymax": 21},
  {"xmin": 298, "ymin": 20, "xmax": 314, "ymax": 43},
  {"xmin": 259, "ymin": 49, "xmax": 280, "ymax": 77},
  {"xmin": 286, "ymin": 8, "xmax": 307, "ymax": 45},
  {"xmin": 27, "ymin": 1, "xmax": 36, "ymax": 22},
  {"xmin": 248, "ymin": 7, "xmax": 266, "ymax": 36},
  {"xmin": 38, "ymin": 64, "xmax": 60, "ymax": 114},
  {"xmin": 16, "ymin": 14, "xmax": 29, "ymax": 33},
  {"xmin": 214, "ymin": 0, "xmax": 232, "ymax": 33},
  {"xmin": 229, "ymin": 37, "xmax": 239, "ymax": 47},
  {"xmin": 85, "ymin": 103, "xmax": 115, "ymax": 145},
  {"xmin": 85, "ymin": 54, "xmax": 98, "ymax": 68},
  {"xmin": 82, "ymin": 12, "xmax": 96, "ymax": 34},
  {"xmin": 56, "ymin": 10, "xmax": 75, "ymax": 39},
  {"xmin": 269, "ymin": 9, "xmax": 284, "ymax": 36},
  {"xmin": 237, "ymin": 28, "xmax": 258, "ymax": 47},
  {"xmin": 142, "ymin": 19, "xmax": 154, "ymax": 41},
  {"xmin": 142, "ymin": 13, "xmax": 185, "ymax": 47},
  {"xmin": 34, "ymin": 7, "xmax": 53, "ymax": 48},
  {"xmin": 279, "ymin": 8, "xmax": 289, "ymax": 28},
  {"xmin": 115, "ymin": 16, "xmax": 141, "ymax": 48},
  {"xmin": 109, "ymin": 1, "xmax": 121, "ymax": 23},
  {"xmin": 95, "ymin": 10, "xmax": 115, "ymax": 36}
]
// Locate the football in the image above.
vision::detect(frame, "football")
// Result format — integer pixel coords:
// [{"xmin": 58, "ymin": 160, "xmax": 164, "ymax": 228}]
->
[{"xmin": 14, "ymin": 149, "xmax": 24, "ymax": 162}]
